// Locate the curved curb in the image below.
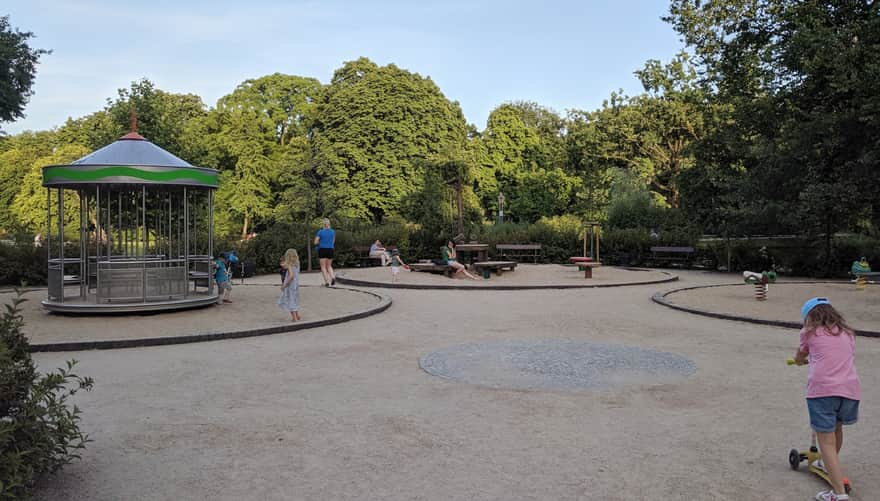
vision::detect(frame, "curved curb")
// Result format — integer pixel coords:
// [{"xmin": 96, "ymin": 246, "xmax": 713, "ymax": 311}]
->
[
  {"xmin": 652, "ymin": 282, "xmax": 880, "ymax": 338},
  {"xmin": 29, "ymin": 286, "xmax": 392, "ymax": 352},
  {"xmin": 336, "ymin": 267, "xmax": 678, "ymax": 291}
]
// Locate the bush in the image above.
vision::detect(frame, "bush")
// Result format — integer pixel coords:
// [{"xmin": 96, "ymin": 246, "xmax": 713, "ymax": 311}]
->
[
  {"xmin": 0, "ymin": 294, "xmax": 94, "ymax": 500},
  {"xmin": 0, "ymin": 243, "xmax": 47, "ymax": 287},
  {"xmin": 699, "ymin": 235, "xmax": 880, "ymax": 277}
]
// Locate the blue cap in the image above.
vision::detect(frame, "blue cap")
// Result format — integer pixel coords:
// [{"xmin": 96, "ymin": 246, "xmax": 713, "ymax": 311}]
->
[{"xmin": 801, "ymin": 297, "xmax": 830, "ymax": 321}]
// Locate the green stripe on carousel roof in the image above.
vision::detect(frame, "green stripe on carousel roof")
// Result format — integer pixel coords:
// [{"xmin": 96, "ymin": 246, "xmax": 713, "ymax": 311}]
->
[{"xmin": 43, "ymin": 166, "xmax": 218, "ymax": 185}]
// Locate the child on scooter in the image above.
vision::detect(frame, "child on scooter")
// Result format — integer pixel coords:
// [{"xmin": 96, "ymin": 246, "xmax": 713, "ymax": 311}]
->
[{"xmin": 793, "ymin": 297, "xmax": 861, "ymax": 501}]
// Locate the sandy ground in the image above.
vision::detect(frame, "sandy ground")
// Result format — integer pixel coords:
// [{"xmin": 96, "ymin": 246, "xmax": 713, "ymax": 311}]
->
[
  {"xmin": 7, "ymin": 274, "xmax": 382, "ymax": 346},
  {"xmin": 340, "ymin": 263, "xmax": 675, "ymax": 287},
  {"xmin": 30, "ymin": 269, "xmax": 880, "ymax": 501},
  {"xmin": 664, "ymin": 282, "xmax": 880, "ymax": 332}
]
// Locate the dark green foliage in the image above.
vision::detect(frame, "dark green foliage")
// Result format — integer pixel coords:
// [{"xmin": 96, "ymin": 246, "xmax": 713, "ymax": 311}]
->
[
  {"xmin": 667, "ymin": 0, "xmax": 880, "ymax": 273},
  {"xmin": 311, "ymin": 58, "xmax": 468, "ymax": 221},
  {"xmin": 0, "ymin": 294, "xmax": 94, "ymax": 499},
  {"xmin": 0, "ymin": 16, "xmax": 49, "ymax": 130},
  {"xmin": 699, "ymin": 235, "xmax": 880, "ymax": 277},
  {"xmin": 0, "ymin": 242, "xmax": 46, "ymax": 286}
]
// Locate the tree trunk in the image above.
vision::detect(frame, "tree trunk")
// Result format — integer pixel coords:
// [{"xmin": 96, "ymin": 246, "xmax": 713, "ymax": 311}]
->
[
  {"xmin": 241, "ymin": 213, "xmax": 250, "ymax": 241},
  {"xmin": 824, "ymin": 215, "xmax": 833, "ymax": 277},
  {"xmin": 306, "ymin": 232, "xmax": 312, "ymax": 271},
  {"xmin": 456, "ymin": 180, "xmax": 464, "ymax": 237}
]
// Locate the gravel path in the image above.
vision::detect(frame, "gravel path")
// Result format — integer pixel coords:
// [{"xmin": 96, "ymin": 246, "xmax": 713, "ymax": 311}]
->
[
  {"xmin": 30, "ymin": 269, "xmax": 880, "ymax": 501},
  {"xmin": 7, "ymin": 273, "xmax": 382, "ymax": 346}
]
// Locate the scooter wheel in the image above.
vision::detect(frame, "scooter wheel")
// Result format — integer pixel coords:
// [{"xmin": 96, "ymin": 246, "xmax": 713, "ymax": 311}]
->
[
  {"xmin": 788, "ymin": 449, "xmax": 800, "ymax": 470},
  {"xmin": 844, "ymin": 478, "xmax": 851, "ymax": 494}
]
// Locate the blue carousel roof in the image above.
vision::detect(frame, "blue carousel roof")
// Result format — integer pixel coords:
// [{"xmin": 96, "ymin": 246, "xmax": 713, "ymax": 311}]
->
[{"xmin": 71, "ymin": 132, "xmax": 193, "ymax": 167}]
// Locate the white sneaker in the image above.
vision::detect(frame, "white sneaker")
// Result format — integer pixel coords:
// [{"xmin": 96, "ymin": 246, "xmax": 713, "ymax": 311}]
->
[
  {"xmin": 816, "ymin": 490, "xmax": 849, "ymax": 501},
  {"xmin": 812, "ymin": 459, "xmax": 827, "ymax": 473}
]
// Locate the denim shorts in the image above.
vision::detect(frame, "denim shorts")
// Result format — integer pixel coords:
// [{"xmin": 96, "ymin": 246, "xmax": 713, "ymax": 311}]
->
[{"xmin": 807, "ymin": 397, "xmax": 859, "ymax": 433}]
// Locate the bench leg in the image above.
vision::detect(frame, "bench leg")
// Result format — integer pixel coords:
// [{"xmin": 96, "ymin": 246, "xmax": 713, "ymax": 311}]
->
[{"xmin": 583, "ymin": 267, "xmax": 593, "ymax": 279}]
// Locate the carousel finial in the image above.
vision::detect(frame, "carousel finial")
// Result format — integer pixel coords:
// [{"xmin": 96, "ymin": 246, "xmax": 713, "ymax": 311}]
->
[{"xmin": 119, "ymin": 109, "xmax": 145, "ymax": 140}]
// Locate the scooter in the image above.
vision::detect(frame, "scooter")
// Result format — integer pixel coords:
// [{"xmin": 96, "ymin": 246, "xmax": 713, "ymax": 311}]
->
[{"xmin": 786, "ymin": 358, "xmax": 853, "ymax": 495}]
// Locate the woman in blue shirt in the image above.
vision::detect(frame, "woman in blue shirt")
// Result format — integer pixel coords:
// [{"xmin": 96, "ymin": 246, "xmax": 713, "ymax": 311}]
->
[{"xmin": 314, "ymin": 218, "xmax": 336, "ymax": 286}]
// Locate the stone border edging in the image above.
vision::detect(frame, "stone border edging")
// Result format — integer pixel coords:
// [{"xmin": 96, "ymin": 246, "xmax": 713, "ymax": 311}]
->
[
  {"xmin": 652, "ymin": 282, "xmax": 880, "ymax": 338},
  {"xmin": 336, "ymin": 267, "xmax": 678, "ymax": 290},
  {"xmin": 29, "ymin": 286, "xmax": 392, "ymax": 352}
]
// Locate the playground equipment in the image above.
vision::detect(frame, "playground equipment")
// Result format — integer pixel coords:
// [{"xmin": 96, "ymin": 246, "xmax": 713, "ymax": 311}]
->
[
  {"xmin": 851, "ymin": 257, "xmax": 872, "ymax": 290},
  {"xmin": 744, "ymin": 270, "xmax": 776, "ymax": 301},
  {"xmin": 40, "ymin": 124, "xmax": 219, "ymax": 313},
  {"xmin": 582, "ymin": 221, "xmax": 600, "ymax": 260}
]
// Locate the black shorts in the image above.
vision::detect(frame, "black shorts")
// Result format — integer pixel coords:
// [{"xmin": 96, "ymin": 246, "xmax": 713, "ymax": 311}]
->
[{"xmin": 318, "ymin": 248, "xmax": 334, "ymax": 259}]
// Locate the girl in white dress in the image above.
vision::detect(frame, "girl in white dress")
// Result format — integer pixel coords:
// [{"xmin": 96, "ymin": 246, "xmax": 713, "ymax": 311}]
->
[{"xmin": 278, "ymin": 248, "xmax": 301, "ymax": 321}]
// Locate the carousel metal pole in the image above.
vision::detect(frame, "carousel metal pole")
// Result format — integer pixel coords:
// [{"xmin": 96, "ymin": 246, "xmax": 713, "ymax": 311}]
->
[
  {"xmin": 184, "ymin": 187, "xmax": 188, "ymax": 298},
  {"xmin": 142, "ymin": 185, "xmax": 147, "ymax": 302},
  {"xmin": 46, "ymin": 188, "xmax": 51, "ymax": 299},
  {"xmin": 58, "ymin": 188, "xmax": 64, "ymax": 304},
  {"xmin": 208, "ymin": 189, "xmax": 214, "ymax": 295},
  {"xmin": 95, "ymin": 186, "xmax": 100, "ymax": 297},
  {"xmin": 80, "ymin": 190, "xmax": 86, "ymax": 298}
]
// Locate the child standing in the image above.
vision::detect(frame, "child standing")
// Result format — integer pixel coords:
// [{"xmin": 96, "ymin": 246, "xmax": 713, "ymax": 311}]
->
[
  {"xmin": 278, "ymin": 248, "xmax": 301, "ymax": 321},
  {"xmin": 389, "ymin": 249, "xmax": 408, "ymax": 282},
  {"xmin": 793, "ymin": 297, "xmax": 860, "ymax": 501},
  {"xmin": 214, "ymin": 255, "xmax": 232, "ymax": 303}
]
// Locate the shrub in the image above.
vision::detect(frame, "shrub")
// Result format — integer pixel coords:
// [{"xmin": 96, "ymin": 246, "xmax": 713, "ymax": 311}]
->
[
  {"xmin": 0, "ymin": 242, "xmax": 47, "ymax": 287},
  {"xmin": 0, "ymin": 294, "xmax": 94, "ymax": 500}
]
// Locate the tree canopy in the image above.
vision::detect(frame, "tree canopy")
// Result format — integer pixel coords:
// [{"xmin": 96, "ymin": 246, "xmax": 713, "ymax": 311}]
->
[
  {"xmin": 1, "ymin": 5, "xmax": 877, "ymax": 273},
  {"xmin": 0, "ymin": 15, "xmax": 49, "ymax": 130}
]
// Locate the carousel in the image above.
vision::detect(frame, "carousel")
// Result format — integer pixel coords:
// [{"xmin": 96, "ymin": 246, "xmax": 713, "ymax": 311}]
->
[{"xmin": 41, "ymin": 123, "xmax": 219, "ymax": 313}]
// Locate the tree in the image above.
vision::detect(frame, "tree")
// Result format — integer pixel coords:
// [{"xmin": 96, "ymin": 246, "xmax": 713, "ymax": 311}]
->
[
  {"xmin": 13, "ymin": 143, "xmax": 92, "ymax": 237},
  {"xmin": 479, "ymin": 103, "xmax": 580, "ymax": 222},
  {"xmin": 667, "ymin": 0, "xmax": 880, "ymax": 267},
  {"xmin": 0, "ymin": 16, "xmax": 50, "ymax": 131},
  {"xmin": 205, "ymin": 74, "xmax": 323, "ymax": 238},
  {"xmin": 311, "ymin": 58, "xmax": 468, "ymax": 222},
  {"xmin": 0, "ymin": 131, "xmax": 57, "ymax": 234}
]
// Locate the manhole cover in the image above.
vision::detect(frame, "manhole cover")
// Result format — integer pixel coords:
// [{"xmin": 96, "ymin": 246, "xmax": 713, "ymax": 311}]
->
[{"xmin": 420, "ymin": 340, "xmax": 696, "ymax": 390}]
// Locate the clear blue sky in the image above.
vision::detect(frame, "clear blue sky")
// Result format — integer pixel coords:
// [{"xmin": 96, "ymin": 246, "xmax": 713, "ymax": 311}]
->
[{"xmin": 5, "ymin": 0, "xmax": 683, "ymax": 134}]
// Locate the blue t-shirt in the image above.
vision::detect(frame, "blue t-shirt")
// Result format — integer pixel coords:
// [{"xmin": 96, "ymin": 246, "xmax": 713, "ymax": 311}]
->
[
  {"xmin": 214, "ymin": 260, "xmax": 229, "ymax": 282},
  {"xmin": 316, "ymin": 228, "xmax": 336, "ymax": 249}
]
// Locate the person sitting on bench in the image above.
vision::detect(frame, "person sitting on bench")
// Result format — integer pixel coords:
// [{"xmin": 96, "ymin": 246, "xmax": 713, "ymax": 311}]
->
[
  {"xmin": 369, "ymin": 239, "xmax": 391, "ymax": 266},
  {"xmin": 438, "ymin": 240, "xmax": 478, "ymax": 280}
]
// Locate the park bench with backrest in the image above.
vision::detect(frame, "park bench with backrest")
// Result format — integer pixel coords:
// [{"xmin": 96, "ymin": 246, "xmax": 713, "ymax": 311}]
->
[
  {"xmin": 649, "ymin": 246, "xmax": 695, "ymax": 267},
  {"xmin": 496, "ymin": 243, "xmax": 542, "ymax": 263},
  {"xmin": 352, "ymin": 244, "xmax": 396, "ymax": 267}
]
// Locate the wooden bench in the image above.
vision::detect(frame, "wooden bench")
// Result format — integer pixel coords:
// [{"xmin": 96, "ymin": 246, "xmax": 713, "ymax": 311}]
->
[
  {"xmin": 471, "ymin": 260, "xmax": 517, "ymax": 279},
  {"xmin": 576, "ymin": 262, "xmax": 602, "ymax": 279},
  {"xmin": 496, "ymin": 243, "xmax": 542, "ymax": 263},
  {"xmin": 649, "ymin": 246, "xmax": 695, "ymax": 267},
  {"xmin": 352, "ymin": 245, "xmax": 384, "ymax": 267},
  {"xmin": 409, "ymin": 261, "xmax": 453, "ymax": 277}
]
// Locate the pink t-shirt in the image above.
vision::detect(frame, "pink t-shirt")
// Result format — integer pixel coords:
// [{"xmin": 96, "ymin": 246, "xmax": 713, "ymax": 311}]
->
[{"xmin": 799, "ymin": 326, "xmax": 861, "ymax": 400}]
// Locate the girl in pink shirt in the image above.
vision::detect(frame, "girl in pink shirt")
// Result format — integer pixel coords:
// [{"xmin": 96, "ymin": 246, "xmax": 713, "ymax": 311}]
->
[{"xmin": 793, "ymin": 297, "xmax": 860, "ymax": 501}]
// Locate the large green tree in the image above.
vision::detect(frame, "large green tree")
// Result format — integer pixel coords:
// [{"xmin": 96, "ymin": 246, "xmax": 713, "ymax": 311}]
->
[
  {"xmin": 667, "ymin": 0, "xmax": 880, "ymax": 259},
  {"xmin": 205, "ymin": 73, "xmax": 323, "ymax": 238},
  {"xmin": 311, "ymin": 58, "xmax": 468, "ymax": 222},
  {"xmin": 0, "ymin": 131, "xmax": 57, "ymax": 233},
  {"xmin": 0, "ymin": 16, "xmax": 49, "ymax": 131}
]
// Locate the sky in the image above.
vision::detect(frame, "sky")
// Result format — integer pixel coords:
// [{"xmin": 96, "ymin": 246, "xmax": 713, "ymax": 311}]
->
[{"xmin": 4, "ymin": 0, "xmax": 684, "ymax": 134}]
